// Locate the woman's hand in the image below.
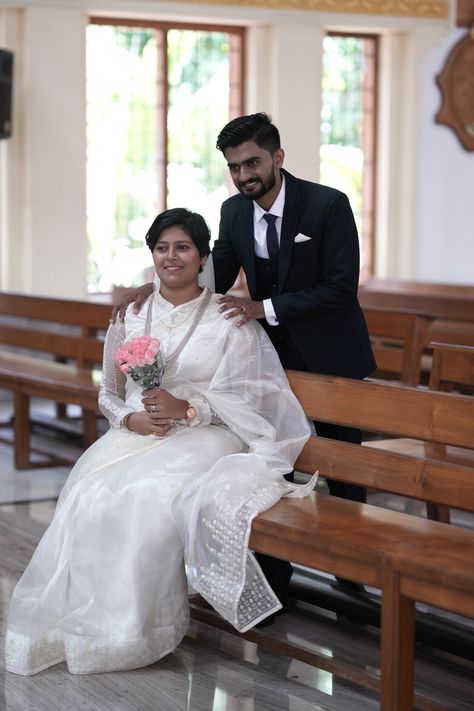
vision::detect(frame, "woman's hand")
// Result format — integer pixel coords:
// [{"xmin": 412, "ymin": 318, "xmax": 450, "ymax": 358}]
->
[
  {"xmin": 141, "ymin": 388, "xmax": 189, "ymax": 420},
  {"xmin": 124, "ymin": 390, "xmax": 188, "ymax": 437},
  {"xmin": 126, "ymin": 410, "xmax": 174, "ymax": 437}
]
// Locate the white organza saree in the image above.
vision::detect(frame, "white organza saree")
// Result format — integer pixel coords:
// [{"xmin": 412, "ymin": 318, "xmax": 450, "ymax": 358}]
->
[{"xmin": 5, "ymin": 289, "xmax": 314, "ymax": 676}]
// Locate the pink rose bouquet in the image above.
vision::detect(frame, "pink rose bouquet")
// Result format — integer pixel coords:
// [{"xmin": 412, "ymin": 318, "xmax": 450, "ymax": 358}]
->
[{"xmin": 114, "ymin": 336, "xmax": 165, "ymax": 390}]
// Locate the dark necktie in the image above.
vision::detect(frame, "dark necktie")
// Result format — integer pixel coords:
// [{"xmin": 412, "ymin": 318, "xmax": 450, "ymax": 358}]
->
[{"xmin": 263, "ymin": 213, "xmax": 279, "ymax": 262}]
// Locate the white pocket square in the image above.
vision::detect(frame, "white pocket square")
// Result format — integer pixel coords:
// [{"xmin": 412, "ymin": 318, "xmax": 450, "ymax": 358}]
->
[{"xmin": 294, "ymin": 233, "xmax": 311, "ymax": 243}]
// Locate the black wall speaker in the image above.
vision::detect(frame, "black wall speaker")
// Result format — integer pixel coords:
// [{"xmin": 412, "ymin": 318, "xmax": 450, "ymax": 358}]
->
[{"xmin": 0, "ymin": 49, "xmax": 14, "ymax": 139}]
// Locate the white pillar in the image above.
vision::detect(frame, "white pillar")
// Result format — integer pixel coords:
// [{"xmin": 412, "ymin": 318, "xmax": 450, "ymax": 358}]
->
[
  {"xmin": 245, "ymin": 25, "xmax": 273, "ymax": 115},
  {"xmin": 247, "ymin": 22, "xmax": 323, "ymax": 183},
  {"xmin": 0, "ymin": 8, "xmax": 25, "ymax": 292},
  {"xmin": 22, "ymin": 5, "xmax": 87, "ymax": 297},
  {"xmin": 375, "ymin": 25, "xmax": 448, "ymax": 279}
]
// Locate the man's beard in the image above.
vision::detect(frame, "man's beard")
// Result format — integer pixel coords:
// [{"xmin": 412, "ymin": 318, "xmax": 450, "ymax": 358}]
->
[{"xmin": 237, "ymin": 167, "xmax": 276, "ymax": 201}]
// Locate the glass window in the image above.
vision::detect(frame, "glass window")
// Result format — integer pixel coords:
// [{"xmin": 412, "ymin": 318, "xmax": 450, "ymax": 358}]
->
[
  {"xmin": 320, "ymin": 34, "xmax": 378, "ymax": 282},
  {"xmin": 86, "ymin": 20, "xmax": 243, "ymax": 294},
  {"xmin": 166, "ymin": 30, "xmax": 234, "ymax": 239}
]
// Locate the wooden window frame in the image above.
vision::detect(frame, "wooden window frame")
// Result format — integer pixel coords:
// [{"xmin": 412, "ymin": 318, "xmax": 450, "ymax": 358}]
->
[{"xmin": 325, "ymin": 31, "xmax": 379, "ymax": 280}]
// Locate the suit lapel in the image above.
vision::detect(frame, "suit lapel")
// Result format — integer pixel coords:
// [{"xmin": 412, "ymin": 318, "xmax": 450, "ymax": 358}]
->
[{"xmin": 278, "ymin": 170, "xmax": 300, "ymax": 292}]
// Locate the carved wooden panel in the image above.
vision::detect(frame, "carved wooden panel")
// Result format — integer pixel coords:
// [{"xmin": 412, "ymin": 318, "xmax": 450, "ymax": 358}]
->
[
  {"xmin": 436, "ymin": 30, "xmax": 474, "ymax": 151},
  {"xmin": 178, "ymin": 0, "xmax": 449, "ymax": 18},
  {"xmin": 457, "ymin": 0, "xmax": 474, "ymax": 27}
]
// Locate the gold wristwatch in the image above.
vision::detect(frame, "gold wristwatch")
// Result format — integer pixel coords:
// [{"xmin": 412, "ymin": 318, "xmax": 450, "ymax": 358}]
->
[
  {"xmin": 120, "ymin": 413, "xmax": 133, "ymax": 430},
  {"xmin": 185, "ymin": 401, "xmax": 197, "ymax": 421}
]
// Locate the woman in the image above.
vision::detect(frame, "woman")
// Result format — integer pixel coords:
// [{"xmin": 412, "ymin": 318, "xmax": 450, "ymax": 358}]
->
[{"xmin": 5, "ymin": 208, "xmax": 313, "ymax": 676}]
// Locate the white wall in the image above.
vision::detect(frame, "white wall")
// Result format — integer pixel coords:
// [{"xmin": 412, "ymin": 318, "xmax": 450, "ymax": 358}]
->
[
  {"xmin": 1, "ymin": 4, "xmax": 87, "ymax": 298},
  {"xmin": 0, "ymin": 8, "xmax": 24, "ymax": 291},
  {"xmin": 416, "ymin": 27, "xmax": 474, "ymax": 284}
]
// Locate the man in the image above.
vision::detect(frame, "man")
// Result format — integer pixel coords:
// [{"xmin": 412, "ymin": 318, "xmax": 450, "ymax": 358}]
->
[
  {"xmin": 211, "ymin": 113, "xmax": 375, "ymax": 614},
  {"xmin": 116, "ymin": 113, "xmax": 376, "ymax": 618},
  {"xmin": 212, "ymin": 113, "xmax": 375, "ymax": 388}
]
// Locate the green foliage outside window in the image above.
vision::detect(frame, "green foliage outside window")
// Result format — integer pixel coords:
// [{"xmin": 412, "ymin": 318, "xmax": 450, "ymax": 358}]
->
[
  {"xmin": 167, "ymin": 30, "xmax": 230, "ymax": 214},
  {"xmin": 321, "ymin": 36, "xmax": 364, "ymax": 148},
  {"xmin": 320, "ymin": 36, "xmax": 366, "ymax": 248}
]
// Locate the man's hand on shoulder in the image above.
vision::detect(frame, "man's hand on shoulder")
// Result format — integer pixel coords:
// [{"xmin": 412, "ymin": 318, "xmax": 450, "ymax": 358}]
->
[
  {"xmin": 217, "ymin": 295, "xmax": 265, "ymax": 326},
  {"xmin": 110, "ymin": 282, "xmax": 154, "ymax": 323}
]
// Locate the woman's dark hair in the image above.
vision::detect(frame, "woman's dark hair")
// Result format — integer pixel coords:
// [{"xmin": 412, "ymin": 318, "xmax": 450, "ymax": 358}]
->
[
  {"xmin": 216, "ymin": 112, "xmax": 281, "ymax": 156},
  {"xmin": 145, "ymin": 208, "xmax": 211, "ymax": 259}
]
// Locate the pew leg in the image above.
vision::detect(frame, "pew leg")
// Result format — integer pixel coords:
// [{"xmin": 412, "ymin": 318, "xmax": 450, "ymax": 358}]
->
[
  {"xmin": 13, "ymin": 390, "xmax": 32, "ymax": 469},
  {"xmin": 424, "ymin": 444, "xmax": 451, "ymax": 523},
  {"xmin": 380, "ymin": 568, "xmax": 415, "ymax": 711},
  {"xmin": 426, "ymin": 503, "xmax": 451, "ymax": 524},
  {"xmin": 56, "ymin": 403, "xmax": 68, "ymax": 420}
]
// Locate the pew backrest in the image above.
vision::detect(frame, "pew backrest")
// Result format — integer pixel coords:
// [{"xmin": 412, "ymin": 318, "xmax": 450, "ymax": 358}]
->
[
  {"xmin": 363, "ymin": 277, "xmax": 474, "ymax": 299},
  {"xmin": 363, "ymin": 306, "xmax": 433, "ymax": 385},
  {"xmin": 428, "ymin": 342, "xmax": 474, "ymax": 393},
  {"xmin": 359, "ymin": 286, "xmax": 474, "ymax": 324},
  {"xmin": 0, "ymin": 291, "xmax": 111, "ymax": 367},
  {"xmin": 286, "ymin": 371, "xmax": 474, "ymax": 514}
]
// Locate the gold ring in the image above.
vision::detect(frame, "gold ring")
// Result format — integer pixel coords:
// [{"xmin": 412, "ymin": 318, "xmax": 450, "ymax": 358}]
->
[{"xmin": 241, "ymin": 306, "xmax": 246, "ymax": 314}]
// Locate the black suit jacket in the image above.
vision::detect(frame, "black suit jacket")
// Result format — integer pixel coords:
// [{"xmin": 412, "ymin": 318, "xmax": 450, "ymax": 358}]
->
[{"xmin": 212, "ymin": 169, "xmax": 376, "ymax": 379}]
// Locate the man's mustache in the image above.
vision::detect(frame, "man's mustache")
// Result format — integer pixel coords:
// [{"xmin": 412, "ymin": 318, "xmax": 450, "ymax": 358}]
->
[{"xmin": 238, "ymin": 178, "xmax": 262, "ymax": 189}]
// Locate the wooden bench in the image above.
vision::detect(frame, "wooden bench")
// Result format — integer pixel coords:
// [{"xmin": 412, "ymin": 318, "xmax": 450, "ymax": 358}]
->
[
  {"xmin": 359, "ymin": 282, "xmax": 474, "ymax": 351},
  {"xmin": 367, "ymin": 341, "xmax": 474, "ymax": 522},
  {"xmin": 363, "ymin": 277, "xmax": 474, "ymax": 299},
  {"xmin": 191, "ymin": 372, "xmax": 474, "ymax": 711},
  {"xmin": 363, "ymin": 306, "xmax": 433, "ymax": 385},
  {"xmin": 0, "ymin": 292, "xmax": 110, "ymax": 468},
  {"xmin": 429, "ymin": 341, "xmax": 474, "ymax": 394}
]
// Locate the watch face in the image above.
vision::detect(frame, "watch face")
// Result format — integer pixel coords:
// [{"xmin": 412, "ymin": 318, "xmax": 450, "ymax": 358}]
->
[{"xmin": 186, "ymin": 406, "xmax": 197, "ymax": 420}]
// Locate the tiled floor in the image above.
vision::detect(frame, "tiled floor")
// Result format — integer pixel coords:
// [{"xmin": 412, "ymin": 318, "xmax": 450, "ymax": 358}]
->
[{"xmin": 0, "ymin": 400, "xmax": 77, "ymax": 504}]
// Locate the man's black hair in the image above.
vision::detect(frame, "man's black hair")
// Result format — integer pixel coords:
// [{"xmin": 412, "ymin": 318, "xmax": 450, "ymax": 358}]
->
[{"xmin": 216, "ymin": 112, "xmax": 281, "ymax": 155}]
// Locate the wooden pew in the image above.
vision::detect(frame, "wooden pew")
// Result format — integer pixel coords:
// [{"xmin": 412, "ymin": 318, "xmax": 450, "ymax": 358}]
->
[
  {"xmin": 0, "ymin": 292, "xmax": 111, "ymax": 468},
  {"xmin": 367, "ymin": 342, "xmax": 474, "ymax": 523},
  {"xmin": 359, "ymin": 281, "xmax": 474, "ymax": 351},
  {"xmin": 191, "ymin": 373, "xmax": 474, "ymax": 710},
  {"xmin": 428, "ymin": 341, "xmax": 474, "ymax": 394},
  {"xmin": 363, "ymin": 277, "xmax": 474, "ymax": 299},
  {"xmin": 427, "ymin": 342, "xmax": 474, "ymax": 523},
  {"xmin": 424, "ymin": 342, "xmax": 474, "ymax": 523},
  {"xmin": 363, "ymin": 306, "xmax": 433, "ymax": 385},
  {"xmin": 360, "ymin": 285, "xmax": 474, "ymax": 323}
]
